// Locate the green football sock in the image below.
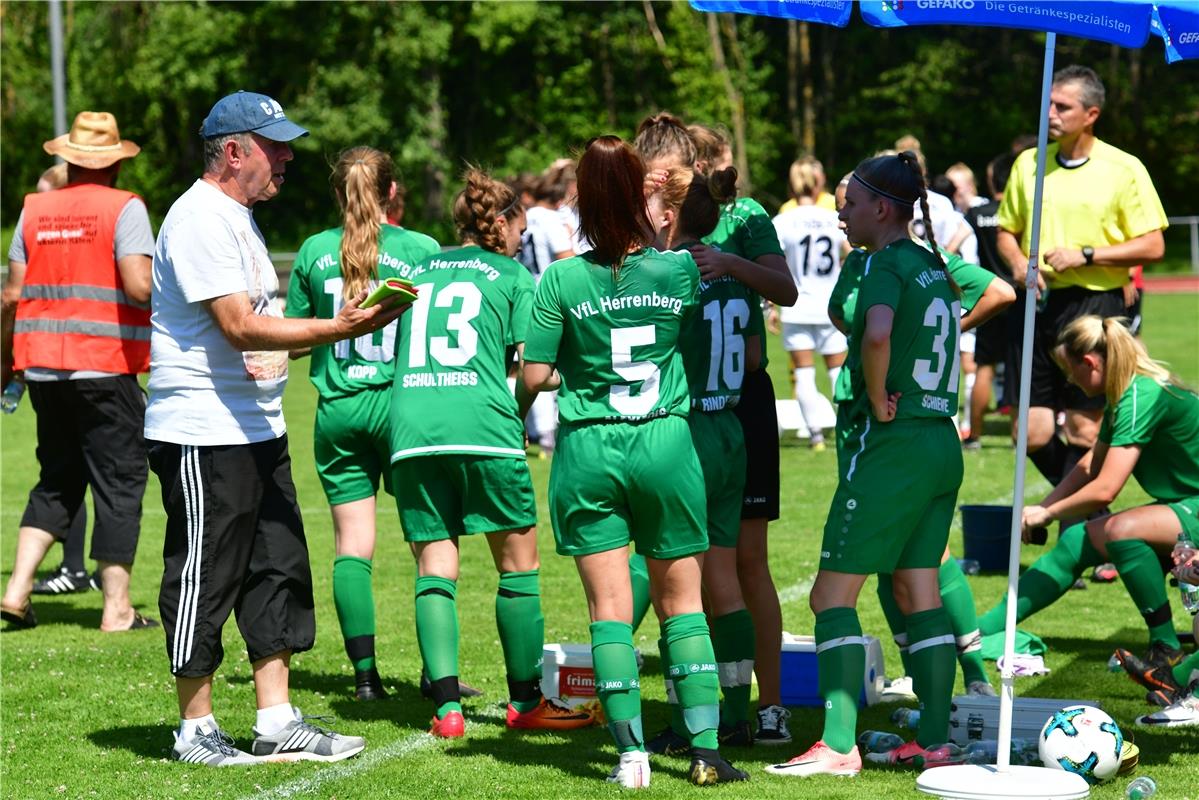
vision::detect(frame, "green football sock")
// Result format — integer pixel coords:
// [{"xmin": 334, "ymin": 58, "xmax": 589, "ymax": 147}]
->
[
  {"xmin": 1172, "ymin": 650, "xmax": 1199, "ymax": 687},
  {"xmin": 415, "ymin": 575, "xmax": 460, "ymax": 717},
  {"xmin": 333, "ymin": 556, "xmax": 377, "ymax": 672},
  {"xmin": 1107, "ymin": 538, "xmax": 1180, "ymax": 650},
  {"xmin": 979, "ymin": 522, "xmax": 1103, "ymax": 635},
  {"xmin": 659, "ymin": 629, "xmax": 688, "ymax": 737},
  {"xmin": 591, "ymin": 620, "xmax": 644, "ymax": 753},
  {"xmin": 497, "ymin": 570, "xmax": 544, "ymax": 713},
  {"xmin": 663, "ymin": 612, "xmax": 720, "ymax": 751},
  {"xmin": 906, "ymin": 607, "xmax": 956, "ymax": 748},
  {"xmin": 877, "ymin": 574, "xmax": 914, "ymax": 675},
  {"xmin": 712, "ymin": 609, "xmax": 755, "ymax": 726},
  {"xmin": 938, "ymin": 559, "xmax": 990, "ymax": 688},
  {"xmin": 629, "ymin": 553, "xmax": 652, "ymax": 633},
  {"xmin": 815, "ymin": 606, "xmax": 864, "ymax": 755}
]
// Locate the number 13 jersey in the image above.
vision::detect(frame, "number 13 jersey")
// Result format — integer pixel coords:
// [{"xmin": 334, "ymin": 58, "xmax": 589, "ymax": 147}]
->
[
  {"xmin": 844, "ymin": 239, "xmax": 962, "ymax": 423},
  {"xmin": 772, "ymin": 205, "xmax": 846, "ymax": 325},
  {"xmin": 524, "ymin": 248, "xmax": 700, "ymax": 424},
  {"xmin": 390, "ymin": 245, "xmax": 535, "ymax": 461}
]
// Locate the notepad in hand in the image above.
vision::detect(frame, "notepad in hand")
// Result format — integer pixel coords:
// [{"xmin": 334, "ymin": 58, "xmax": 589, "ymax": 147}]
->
[{"xmin": 362, "ymin": 277, "xmax": 418, "ymax": 307}]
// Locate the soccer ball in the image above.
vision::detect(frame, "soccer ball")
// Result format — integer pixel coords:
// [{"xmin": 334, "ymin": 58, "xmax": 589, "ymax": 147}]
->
[{"xmin": 1038, "ymin": 705, "xmax": 1123, "ymax": 784}]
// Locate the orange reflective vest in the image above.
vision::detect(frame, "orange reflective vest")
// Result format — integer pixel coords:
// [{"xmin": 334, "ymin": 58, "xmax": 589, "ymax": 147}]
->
[{"xmin": 13, "ymin": 184, "xmax": 150, "ymax": 374}]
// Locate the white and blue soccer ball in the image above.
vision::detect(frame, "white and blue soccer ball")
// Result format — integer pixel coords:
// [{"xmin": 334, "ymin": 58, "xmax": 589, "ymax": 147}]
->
[{"xmin": 1038, "ymin": 704, "xmax": 1123, "ymax": 784}]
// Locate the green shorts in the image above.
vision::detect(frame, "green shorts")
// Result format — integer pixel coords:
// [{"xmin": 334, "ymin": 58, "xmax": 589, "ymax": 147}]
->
[
  {"xmin": 1168, "ymin": 496, "xmax": 1199, "ymax": 541},
  {"xmin": 689, "ymin": 410, "xmax": 746, "ymax": 549},
  {"xmin": 393, "ymin": 455, "xmax": 537, "ymax": 542},
  {"xmin": 550, "ymin": 415, "xmax": 707, "ymax": 559},
  {"xmin": 314, "ymin": 388, "xmax": 393, "ymax": 505},
  {"xmin": 822, "ymin": 417, "xmax": 963, "ymax": 574}
]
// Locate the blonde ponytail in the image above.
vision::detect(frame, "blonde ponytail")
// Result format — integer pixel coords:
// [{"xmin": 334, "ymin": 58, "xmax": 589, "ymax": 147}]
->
[
  {"xmin": 332, "ymin": 147, "xmax": 394, "ymax": 301},
  {"xmin": 1056, "ymin": 315, "xmax": 1181, "ymax": 405}
]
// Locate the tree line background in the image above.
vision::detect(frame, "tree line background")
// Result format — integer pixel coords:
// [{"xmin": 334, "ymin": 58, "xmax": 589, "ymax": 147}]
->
[{"xmin": 3, "ymin": 1, "xmax": 1197, "ymax": 254}]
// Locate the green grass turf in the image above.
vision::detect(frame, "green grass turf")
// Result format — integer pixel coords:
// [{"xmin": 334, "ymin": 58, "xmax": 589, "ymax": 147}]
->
[{"xmin": 2, "ymin": 294, "xmax": 1197, "ymax": 799}]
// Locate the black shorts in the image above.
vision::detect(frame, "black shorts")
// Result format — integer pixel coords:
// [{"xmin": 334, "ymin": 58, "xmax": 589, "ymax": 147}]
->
[
  {"xmin": 733, "ymin": 369, "xmax": 780, "ymax": 521},
  {"xmin": 973, "ymin": 306, "xmax": 1009, "ymax": 367},
  {"xmin": 149, "ymin": 436, "xmax": 315, "ymax": 678},
  {"xmin": 21, "ymin": 375, "xmax": 147, "ymax": 564},
  {"xmin": 1005, "ymin": 286, "xmax": 1125, "ymax": 412}
]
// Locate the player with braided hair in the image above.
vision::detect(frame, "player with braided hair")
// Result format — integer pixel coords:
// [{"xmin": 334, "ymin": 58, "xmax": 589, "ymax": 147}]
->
[
  {"xmin": 768, "ymin": 152, "xmax": 966, "ymax": 777},
  {"xmin": 285, "ymin": 146, "xmax": 440, "ymax": 701},
  {"xmin": 390, "ymin": 167, "xmax": 595, "ymax": 738}
]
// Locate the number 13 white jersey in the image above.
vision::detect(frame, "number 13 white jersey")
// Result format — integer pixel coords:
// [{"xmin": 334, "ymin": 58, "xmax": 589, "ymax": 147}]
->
[{"xmin": 773, "ymin": 205, "xmax": 846, "ymax": 324}]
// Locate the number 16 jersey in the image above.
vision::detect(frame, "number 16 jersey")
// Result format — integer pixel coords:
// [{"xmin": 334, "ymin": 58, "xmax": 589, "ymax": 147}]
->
[
  {"xmin": 772, "ymin": 205, "xmax": 846, "ymax": 325},
  {"xmin": 390, "ymin": 245, "xmax": 535, "ymax": 462}
]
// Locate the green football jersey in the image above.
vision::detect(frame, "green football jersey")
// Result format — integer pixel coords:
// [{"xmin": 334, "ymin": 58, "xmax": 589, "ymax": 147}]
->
[
  {"xmin": 843, "ymin": 239, "xmax": 964, "ymax": 422},
  {"xmin": 1099, "ymin": 374, "xmax": 1199, "ymax": 503},
  {"xmin": 525, "ymin": 248, "xmax": 699, "ymax": 424},
  {"xmin": 679, "ymin": 267, "xmax": 761, "ymax": 413},
  {"xmin": 830, "ymin": 248, "xmax": 867, "ymax": 404},
  {"xmin": 286, "ymin": 224, "xmax": 440, "ymax": 400},
  {"xmin": 390, "ymin": 245, "xmax": 535, "ymax": 461},
  {"xmin": 702, "ymin": 197, "xmax": 783, "ymax": 368}
]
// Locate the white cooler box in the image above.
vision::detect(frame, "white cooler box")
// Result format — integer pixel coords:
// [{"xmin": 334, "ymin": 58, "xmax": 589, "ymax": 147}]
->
[
  {"xmin": 542, "ymin": 643, "xmax": 644, "ymax": 708},
  {"xmin": 947, "ymin": 695, "xmax": 1103, "ymax": 745}
]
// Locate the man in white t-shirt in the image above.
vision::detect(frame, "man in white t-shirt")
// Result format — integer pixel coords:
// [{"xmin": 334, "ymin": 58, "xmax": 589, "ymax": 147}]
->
[{"xmin": 147, "ymin": 91, "xmax": 408, "ymax": 767}]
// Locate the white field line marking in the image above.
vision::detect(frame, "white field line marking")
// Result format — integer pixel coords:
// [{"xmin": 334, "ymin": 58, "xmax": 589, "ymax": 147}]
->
[
  {"xmin": 774, "ymin": 478, "xmax": 1050, "ymax": 607},
  {"xmin": 239, "ymin": 706, "xmax": 506, "ymax": 800}
]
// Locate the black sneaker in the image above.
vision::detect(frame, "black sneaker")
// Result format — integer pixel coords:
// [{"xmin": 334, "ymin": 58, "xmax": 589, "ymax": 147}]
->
[
  {"xmin": 646, "ymin": 725, "xmax": 691, "ymax": 757},
  {"xmin": 718, "ymin": 720, "xmax": 753, "ymax": 747},
  {"xmin": 419, "ymin": 672, "xmax": 483, "ymax": 699},
  {"xmin": 1143, "ymin": 641, "xmax": 1185, "ymax": 670},
  {"xmin": 355, "ymin": 667, "xmax": 389, "ymax": 701},
  {"xmin": 689, "ymin": 748, "xmax": 749, "ymax": 785},
  {"xmin": 754, "ymin": 704, "xmax": 792, "ymax": 745},
  {"xmin": 32, "ymin": 565, "xmax": 94, "ymax": 595},
  {"xmin": 1117, "ymin": 647, "xmax": 1185, "ymax": 692}
]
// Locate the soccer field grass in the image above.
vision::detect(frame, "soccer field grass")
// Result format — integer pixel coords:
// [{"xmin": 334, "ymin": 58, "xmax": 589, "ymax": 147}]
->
[{"xmin": 2, "ymin": 294, "xmax": 1197, "ymax": 799}]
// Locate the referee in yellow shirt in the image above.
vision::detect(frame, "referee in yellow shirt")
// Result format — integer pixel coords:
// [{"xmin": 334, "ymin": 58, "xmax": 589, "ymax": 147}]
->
[{"xmin": 997, "ymin": 64, "xmax": 1168, "ymax": 488}]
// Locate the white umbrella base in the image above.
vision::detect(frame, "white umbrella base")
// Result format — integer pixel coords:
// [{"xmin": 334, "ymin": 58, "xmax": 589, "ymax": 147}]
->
[{"xmin": 916, "ymin": 764, "xmax": 1090, "ymax": 800}]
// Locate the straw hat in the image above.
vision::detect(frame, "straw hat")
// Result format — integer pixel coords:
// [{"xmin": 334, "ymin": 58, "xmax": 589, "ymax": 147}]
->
[{"xmin": 43, "ymin": 112, "xmax": 141, "ymax": 169}]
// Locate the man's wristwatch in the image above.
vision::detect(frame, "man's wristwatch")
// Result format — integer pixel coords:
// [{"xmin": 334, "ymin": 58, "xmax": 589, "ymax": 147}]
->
[{"xmin": 1081, "ymin": 245, "xmax": 1095, "ymax": 265}]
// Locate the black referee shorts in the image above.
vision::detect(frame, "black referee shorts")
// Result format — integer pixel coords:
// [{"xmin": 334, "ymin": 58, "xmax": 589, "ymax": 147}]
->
[
  {"xmin": 21, "ymin": 375, "xmax": 147, "ymax": 564},
  {"xmin": 148, "ymin": 435, "xmax": 315, "ymax": 678},
  {"xmin": 1005, "ymin": 286, "xmax": 1125, "ymax": 413},
  {"xmin": 733, "ymin": 369, "xmax": 780, "ymax": 522}
]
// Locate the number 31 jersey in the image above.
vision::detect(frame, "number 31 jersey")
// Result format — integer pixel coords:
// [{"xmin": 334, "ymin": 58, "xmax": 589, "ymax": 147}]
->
[
  {"xmin": 845, "ymin": 239, "xmax": 962, "ymax": 423},
  {"xmin": 772, "ymin": 205, "xmax": 846, "ymax": 325},
  {"xmin": 286, "ymin": 224, "xmax": 441, "ymax": 400},
  {"xmin": 524, "ymin": 248, "xmax": 700, "ymax": 424},
  {"xmin": 390, "ymin": 245, "xmax": 535, "ymax": 461}
]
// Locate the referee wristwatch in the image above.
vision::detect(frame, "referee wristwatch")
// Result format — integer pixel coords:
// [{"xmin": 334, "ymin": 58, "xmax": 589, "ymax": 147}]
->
[{"xmin": 1081, "ymin": 245, "xmax": 1095, "ymax": 265}]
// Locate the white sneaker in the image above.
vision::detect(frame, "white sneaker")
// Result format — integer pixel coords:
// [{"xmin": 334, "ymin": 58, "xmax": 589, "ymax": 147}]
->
[
  {"xmin": 172, "ymin": 723, "xmax": 261, "ymax": 767},
  {"xmin": 880, "ymin": 675, "xmax": 918, "ymax": 703},
  {"xmin": 1136, "ymin": 687, "xmax": 1199, "ymax": 728},
  {"xmin": 606, "ymin": 751, "xmax": 651, "ymax": 788}
]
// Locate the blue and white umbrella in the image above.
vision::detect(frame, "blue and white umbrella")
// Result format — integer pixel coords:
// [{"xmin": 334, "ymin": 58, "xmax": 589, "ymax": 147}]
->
[{"xmin": 689, "ymin": 2, "xmax": 1198, "ymax": 798}]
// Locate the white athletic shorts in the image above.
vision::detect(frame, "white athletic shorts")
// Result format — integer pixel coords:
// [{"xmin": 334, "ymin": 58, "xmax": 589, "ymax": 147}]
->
[
  {"xmin": 782, "ymin": 322, "xmax": 847, "ymax": 356},
  {"xmin": 960, "ymin": 328, "xmax": 976, "ymax": 356}
]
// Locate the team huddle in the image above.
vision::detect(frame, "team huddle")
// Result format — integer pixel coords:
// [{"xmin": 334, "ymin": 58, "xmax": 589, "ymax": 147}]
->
[{"xmin": 3, "ymin": 76, "xmax": 1197, "ymax": 786}]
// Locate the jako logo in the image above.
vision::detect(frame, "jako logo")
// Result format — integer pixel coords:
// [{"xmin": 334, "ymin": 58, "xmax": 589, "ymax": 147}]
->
[{"xmin": 560, "ymin": 666, "xmax": 596, "ymax": 696}]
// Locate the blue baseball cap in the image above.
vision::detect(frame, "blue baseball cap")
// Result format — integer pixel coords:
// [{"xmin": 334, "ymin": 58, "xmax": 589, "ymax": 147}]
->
[{"xmin": 200, "ymin": 91, "xmax": 309, "ymax": 141}]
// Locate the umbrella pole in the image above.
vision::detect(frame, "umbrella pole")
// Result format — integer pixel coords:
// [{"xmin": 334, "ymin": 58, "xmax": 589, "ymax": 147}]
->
[{"xmin": 996, "ymin": 31, "xmax": 1056, "ymax": 774}]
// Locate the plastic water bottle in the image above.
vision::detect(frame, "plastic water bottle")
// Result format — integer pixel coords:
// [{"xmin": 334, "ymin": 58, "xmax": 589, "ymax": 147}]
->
[
  {"xmin": 963, "ymin": 738, "xmax": 1039, "ymax": 765},
  {"xmin": 957, "ymin": 558, "xmax": 981, "ymax": 576},
  {"xmin": 1, "ymin": 378, "xmax": 25, "ymax": 414},
  {"xmin": 857, "ymin": 730, "xmax": 905, "ymax": 753},
  {"xmin": 1179, "ymin": 535, "xmax": 1199, "ymax": 614},
  {"xmin": 891, "ymin": 707, "xmax": 920, "ymax": 730},
  {"xmin": 1125, "ymin": 776, "xmax": 1157, "ymax": 800},
  {"xmin": 1107, "ymin": 653, "xmax": 1124, "ymax": 672}
]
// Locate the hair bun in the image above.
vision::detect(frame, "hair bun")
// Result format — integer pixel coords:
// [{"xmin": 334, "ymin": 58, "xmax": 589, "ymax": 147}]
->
[{"xmin": 707, "ymin": 167, "xmax": 738, "ymax": 204}]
